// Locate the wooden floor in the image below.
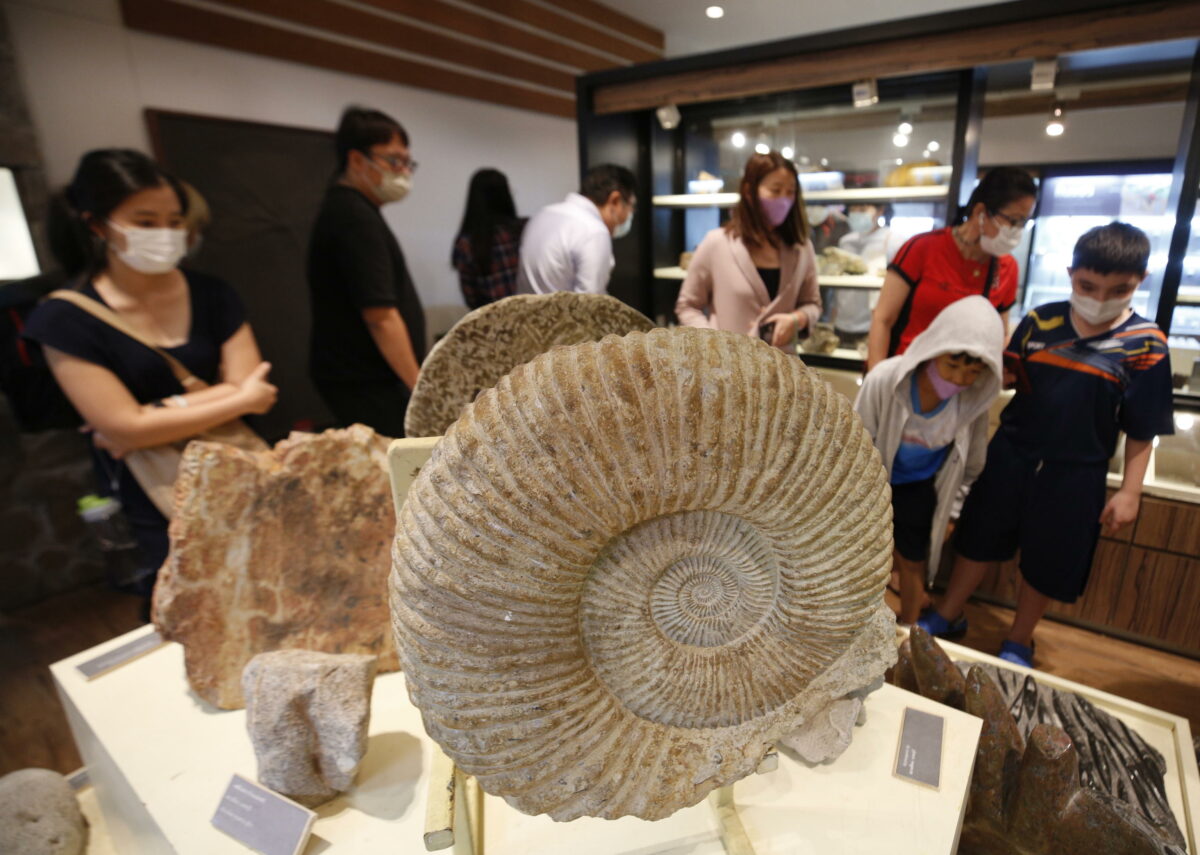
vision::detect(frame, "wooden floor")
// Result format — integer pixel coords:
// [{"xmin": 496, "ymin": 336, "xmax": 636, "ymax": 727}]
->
[{"xmin": 1, "ymin": 583, "xmax": 1197, "ymax": 778}]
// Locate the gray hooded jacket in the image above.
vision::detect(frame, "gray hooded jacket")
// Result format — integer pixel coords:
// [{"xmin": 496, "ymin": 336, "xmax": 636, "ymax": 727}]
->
[{"xmin": 854, "ymin": 295, "xmax": 1005, "ymax": 580}]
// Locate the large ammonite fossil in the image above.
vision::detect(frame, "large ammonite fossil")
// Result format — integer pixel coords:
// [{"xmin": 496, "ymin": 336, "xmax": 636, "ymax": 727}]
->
[
  {"xmin": 390, "ymin": 327, "xmax": 896, "ymax": 821},
  {"xmin": 403, "ymin": 292, "xmax": 653, "ymax": 437}
]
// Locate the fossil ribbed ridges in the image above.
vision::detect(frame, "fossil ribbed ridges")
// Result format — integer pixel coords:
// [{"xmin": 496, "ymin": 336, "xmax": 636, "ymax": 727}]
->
[
  {"xmin": 390, "ymin": 328, "xmax": 895, "ymax": 820},
  {"xmin": 404, "ymin": 292, "xmax": 654, "ymax": 438}
]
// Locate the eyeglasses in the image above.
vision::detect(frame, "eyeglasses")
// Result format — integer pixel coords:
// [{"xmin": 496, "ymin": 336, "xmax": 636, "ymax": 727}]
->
[
  {"xmin": 990, "ymin": 209, "xmax": 1031, "ymax": 229},
  {"xmin": 371, "ymin": 153, "xmax": 418, "ymax": 173}
]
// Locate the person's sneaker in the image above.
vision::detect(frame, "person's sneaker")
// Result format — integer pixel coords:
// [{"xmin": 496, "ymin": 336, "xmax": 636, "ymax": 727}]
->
[
  {"xmin": 914, "ymin": 609, "xmax": 968, "ymax": 640},
  {"xmin": 997, "ymin": 640, "xmax": 1035, "ymax": 668}
]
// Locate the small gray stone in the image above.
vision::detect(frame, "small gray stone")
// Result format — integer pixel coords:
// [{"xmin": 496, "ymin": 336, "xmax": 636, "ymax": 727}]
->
[
  {"xmin": 242, "ymin": 650, "xmax": 377, "ymax": 807},
  {"xmin": 0, "ymin": 768, "xmax": 87, "ymax": 855}
]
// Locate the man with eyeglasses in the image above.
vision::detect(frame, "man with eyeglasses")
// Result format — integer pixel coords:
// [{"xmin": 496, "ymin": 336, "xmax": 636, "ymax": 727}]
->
[{"xmin": 307, "ymin": 106, "xmax": 426, "ymax": 437}]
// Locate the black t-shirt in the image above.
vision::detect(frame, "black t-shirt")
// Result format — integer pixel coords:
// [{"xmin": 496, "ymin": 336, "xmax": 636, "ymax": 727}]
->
[
  {"xmin": 22, "ymin": 271, "xmax": 247, "ymax": 562},
  {"xmin": 756, "ymin": 266, "xmax": 781, "ymax": 302},
  {"xmin": 307, "ymin": 185, "xmax": 426, "ymax": 385}
]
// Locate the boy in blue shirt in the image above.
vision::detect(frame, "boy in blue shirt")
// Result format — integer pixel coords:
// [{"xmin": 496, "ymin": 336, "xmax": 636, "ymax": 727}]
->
[{"xmin": 917, "ymin": 223, "xmax": 1174, "ymax": 667}]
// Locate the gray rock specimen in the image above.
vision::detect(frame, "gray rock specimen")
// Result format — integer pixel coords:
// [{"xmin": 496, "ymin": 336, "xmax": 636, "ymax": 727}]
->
[
  {"xmin": 242, "ymin": 650, "xmax": 378, "ymax": 808},
  {"xmin": 0, "ymin": 768, "xmax": 87, "ymax": 855}
]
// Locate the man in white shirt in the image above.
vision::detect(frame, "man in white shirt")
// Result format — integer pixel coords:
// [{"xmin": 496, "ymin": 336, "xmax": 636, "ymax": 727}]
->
[{"xmin": 516, "ymin": 164, "xmax": 637, "ymax": 295}]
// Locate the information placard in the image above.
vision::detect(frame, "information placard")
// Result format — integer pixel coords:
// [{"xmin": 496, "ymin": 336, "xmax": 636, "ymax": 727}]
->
[
  {"xmin": 894, "ymin": 706, "xmax": 944, "ymax": 789},
  {"xmin": 211, "ymin": 774, "xmax": 315, "ymax": 855},
  {"xmin": 75, "ymin": 628, "xmax": 166, "ymax": 680}
]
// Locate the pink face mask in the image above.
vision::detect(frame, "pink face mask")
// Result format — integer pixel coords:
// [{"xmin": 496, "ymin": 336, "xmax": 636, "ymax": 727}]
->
[
  {"xmin": 926, "ymin": 360, "xmax": 969, "ymax": 399},
  {"xmin": 759, "ymin": 196, "xmax": 794, "ymax": 227}
]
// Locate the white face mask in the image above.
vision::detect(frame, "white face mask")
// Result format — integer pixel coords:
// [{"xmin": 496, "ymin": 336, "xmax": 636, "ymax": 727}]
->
[
  {"xmin": 613, "ymin": 209, "xmax": 633, "ymax": 239},
  {"xmin": 806, "ymin": 206, "xmax": 829, "ymax": 227},
  {"xmin": 1070, "ymin": 291, "xmax": 1133, "ymax": 326},
  {"xmin": 374, "ymin": 170, "xmax": 411, "ymax": 204},
  {"xmin": 847, "ymin": 211, "xmax": 876, "ymax": 234},
  {"xmin": 978, "ymin": 212, "xmax": 1023, "ymax": 257},
  {"xmin": 108, "ymin": 222, "xmax": 187, "ymax": 274}
]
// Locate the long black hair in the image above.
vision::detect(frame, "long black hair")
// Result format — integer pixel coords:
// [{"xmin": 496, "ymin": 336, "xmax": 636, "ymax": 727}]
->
[
  {"xmin": 960, "ymin": 166, "xmax": 1038, "ymax": 223},
  {"xmin": 48, "ymin": 148, "xmax": 187, "ymax": 277},
  {"xmin": 453, "ymin": 169, "xmax": 519, "ymax": 276}
]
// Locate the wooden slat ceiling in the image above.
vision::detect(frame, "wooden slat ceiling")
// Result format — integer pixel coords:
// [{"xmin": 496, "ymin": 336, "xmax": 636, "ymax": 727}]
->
[
  {"xmin": 118, "ymin": 0, "xmax": 663, "ymax": 119},
  {"xmin": 591, "ymin": 0, "xmax": 1200, "ymax": 115}
]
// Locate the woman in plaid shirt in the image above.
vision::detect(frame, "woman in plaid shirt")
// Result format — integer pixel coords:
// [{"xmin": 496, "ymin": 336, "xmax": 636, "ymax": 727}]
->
[{"xmin": 452, "ymin": 169, "xmax": 525, "ymax": 309}]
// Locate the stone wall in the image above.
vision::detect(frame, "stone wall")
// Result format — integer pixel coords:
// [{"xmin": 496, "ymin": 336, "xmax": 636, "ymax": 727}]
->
[{"xmin": 0, "ymin": 398, "xmax": 106, "ymax": 609}]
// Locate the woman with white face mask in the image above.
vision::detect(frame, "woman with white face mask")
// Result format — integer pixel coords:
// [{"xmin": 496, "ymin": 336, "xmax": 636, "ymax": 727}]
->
[
  {"xmin": 24, "ymin": 149, "xmax": 276, "ymax": 602},
  {"xmin": 866, "ymin": 166, "xmax": 1038, "ymax": 371}
]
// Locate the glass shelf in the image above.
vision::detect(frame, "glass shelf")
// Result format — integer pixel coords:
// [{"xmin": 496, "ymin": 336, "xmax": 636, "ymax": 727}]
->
[
  {"xmin": 652, "ymin": 186, "xmax": 948, "ymax": 209},
  {"xmin": 653, "ymin": 267, "xmax": 884, "ymax": 290}
]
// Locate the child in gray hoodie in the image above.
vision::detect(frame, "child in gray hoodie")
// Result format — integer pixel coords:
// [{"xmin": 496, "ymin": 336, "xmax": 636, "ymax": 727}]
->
[{"xmin": 854, "ymin": 296, "xmax": 1005, "ymax": 625}]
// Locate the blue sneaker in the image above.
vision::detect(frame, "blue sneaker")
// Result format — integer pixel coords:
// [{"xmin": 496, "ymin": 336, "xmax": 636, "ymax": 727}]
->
[
  {"xmin": 998, "ymin": 640, "xmax": 1035, "ymax": 668},
  {"xmin": 914, "ymin": 609, "xmax": 968, "ymax": 640}
]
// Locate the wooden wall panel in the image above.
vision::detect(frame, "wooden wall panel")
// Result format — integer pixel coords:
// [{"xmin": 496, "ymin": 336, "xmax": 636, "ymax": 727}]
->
[
  {"xmin": 550, "ymin": 0, "xmax": 664, "ymax": 50},
  {"xmin": 204, "ymin": 0, "xmax": 575, "ymax": 92},
  {"xmin": 120, "ymin": 0, "xmax": 576, "ymax": 118},
  {"xmin": 458, "ymin": 0, "xmax": 660, "ymax": 63},
  {"xmin": 356, "ymin": 0, "xmax": 620, "ymax": 72},
  {"xmin": 592, "ymin": 0, "xmax": 1200, "ymax": 114}
]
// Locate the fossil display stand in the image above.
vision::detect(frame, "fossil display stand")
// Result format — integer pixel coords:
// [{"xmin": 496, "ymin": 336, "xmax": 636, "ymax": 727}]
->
[{"xmin": 50, "ymin": 627, "xmax": 981, "ymax": 855}]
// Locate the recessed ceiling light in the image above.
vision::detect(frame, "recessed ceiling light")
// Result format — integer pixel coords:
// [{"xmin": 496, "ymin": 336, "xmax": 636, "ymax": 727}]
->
[
  {"xmin": 781, "ymin": 145, "xmax": 794, "ymax": 160},
  {"xmin": 922, "ymin": 149, "xmax": 931, "ymax": 159},
  {"xmin": 706, "ymin": 5, "xmax": 724, "ymax": 18},
  {"xmin": 894, "ymin": 158, "xmax": 903, "ymax": 165},
  {"xmin": 819, "ymin": 157, "xmax": 829, "ymax": 167},
  {"xmin": 754, "ymin": 142, "xmax": 770, "ymax": 155},
  {"xmin": 1046, "ymin": 104, "xmax": 1065, "ymax": 137},
  {"xmin": 892, "ymin": 133, "xmax": 909, "ymax": 147},
  {"xmin": 897, "ymin": 121, "xmax": 913, "ymax": 136},
  {"xmin": 927, "ymin": 140, "xmax": 940, "ymax": 152},
  {"xmin": 731, "ymin": 131, "xmax": 745, "ymax": 148}
]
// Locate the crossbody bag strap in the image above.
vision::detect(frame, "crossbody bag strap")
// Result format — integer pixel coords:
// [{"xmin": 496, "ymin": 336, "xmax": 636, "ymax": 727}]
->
[
  {"xmin": 981, "ymin": 256, "xmax": 998, "ymax": 300},
  {"xmin": 46, "ymin": 289, "xmax": 206, "ymax": 390}
]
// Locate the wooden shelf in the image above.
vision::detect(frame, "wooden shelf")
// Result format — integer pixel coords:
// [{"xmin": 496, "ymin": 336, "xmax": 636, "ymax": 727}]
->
[{"xmin": 652, "ymin": 185, "xmax": 948, "ymax": 209}]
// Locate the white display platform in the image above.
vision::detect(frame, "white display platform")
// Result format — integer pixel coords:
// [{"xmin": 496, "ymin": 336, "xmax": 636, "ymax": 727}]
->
[{"xmin": 53, "ymin": 628, "xmax": 980, "ymax": 855}]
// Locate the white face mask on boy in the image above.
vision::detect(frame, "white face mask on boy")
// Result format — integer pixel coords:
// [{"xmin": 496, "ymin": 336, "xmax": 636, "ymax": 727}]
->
[
  {"xmin": 1070, "ymin": 292, "xmax": 1133, "ymax": 325},
  {"xmin": 108, "ymin": 222, "xmax": 188, "ymax": 274}
]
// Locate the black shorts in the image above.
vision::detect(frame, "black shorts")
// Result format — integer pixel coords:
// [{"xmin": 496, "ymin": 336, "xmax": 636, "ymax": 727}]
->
[
  {"xmin": 891, "ymin": 477, "xmax": 938, "ymax": 562},
  {"xmin": 953, "ymin": 431, "xmax": 1107, "ymax": 603}
]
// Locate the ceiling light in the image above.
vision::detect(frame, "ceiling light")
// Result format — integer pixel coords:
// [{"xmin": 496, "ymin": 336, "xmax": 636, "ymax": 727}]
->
[
  {"xmin": 819, "ymin": 157, "xmax": 829, "ymax": 167},
  {"xmin": 922, "ymin": 149, "xmax": 931, "ymax": 159},
  {"xmin": 731, "ymin": 131, "xmax": 745, "ymax": 148},
  {"xmin": 892, "ymin": 133, "xmax": 909, "ymax": 147},
  {"xmin": 754, "ymin": 142, "xmax": 770, "ymax": 155},
  {"xmin": 897, "ymin": 121, "xmax": 913, "ymax": 136},
  {"xmin": 927, "ymin": 140, "xmax": 940, "ymax": 152},
  {"xmin": 655, "ymin": 104, "xmax": 681, "ymax": 130},
  {"xmin": 1045, "ymin": 104, "xmax": 1065, "ymax": 137},
  {"xmin": 781, "ymin": 145, "xmax": 794, "ymax": 159},
  {"xmin": 852, "ymin": 79, "xmax": 879, "ymax": 108},
  {"xmin": 894, "ymin": 158, "xmax": 903, "ymax": 165},
  {"xmin": 1031, "ymin": 57, "xmax": 1057, "ymax": 91},
  {"xmin": 705, "ymin": 5, "xmax": 724, "ymax": 18}
]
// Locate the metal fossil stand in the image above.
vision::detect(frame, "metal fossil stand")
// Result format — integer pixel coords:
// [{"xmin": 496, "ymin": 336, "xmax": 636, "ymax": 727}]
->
[{"xmin": 422, "ymin": 749, "xmax": 779, "ymax": 855}]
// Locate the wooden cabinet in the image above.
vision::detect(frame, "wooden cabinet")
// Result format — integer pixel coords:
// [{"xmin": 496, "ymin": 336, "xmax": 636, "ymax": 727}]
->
[{"xmin": 946, "ymin": 491, "xmax": 1200, "ymax": 659}]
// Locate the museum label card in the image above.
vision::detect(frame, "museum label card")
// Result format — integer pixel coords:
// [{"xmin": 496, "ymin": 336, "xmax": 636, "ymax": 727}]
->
[
  {"xmin": 894, "ymin": 707, "xmax": 944, "ymax": 789},
  {"xmin": 211, "ymin": 774, "xmax": 315, "ymax": 855},
  {"xmin": 75, "ymin": 628, "xmax": 166, "ymax": 680}
]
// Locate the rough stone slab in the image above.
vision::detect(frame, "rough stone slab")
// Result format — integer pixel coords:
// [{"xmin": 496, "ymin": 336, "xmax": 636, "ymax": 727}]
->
[
  {"xmin": 154, "ymin": 425, "xmax": 397, "ymax": 709},
  {"xmin": 0, "ymin": 768, "xmax": 87, "ymax": 855},
  {"xmin": 242, "ymin": 650, "xmax": 377, "ymax": 808}
]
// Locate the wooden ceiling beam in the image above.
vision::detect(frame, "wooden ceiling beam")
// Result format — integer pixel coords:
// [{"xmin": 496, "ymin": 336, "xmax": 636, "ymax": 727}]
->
[
  {"xmin": 358, "ymin": 0, "xmax": 622, "ymax": 73},
  {"xmin": 203, "ymin": 0, "xmax": 575, "ymax": 92},
  {"xmin": 120, "ymin": 0, "xmax": 575, "ymax": 119},
  {"xmin": 457, "ymin": 0, "xmax": 661, "ymax": 64},
  {"xmin": 592, "ymin": 1, "xmax": 1200, "ymax": 115}
]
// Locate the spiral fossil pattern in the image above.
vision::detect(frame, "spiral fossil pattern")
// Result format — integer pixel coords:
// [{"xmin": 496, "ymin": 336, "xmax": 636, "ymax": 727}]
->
[
  {"xmin": 403, "ymin": 292, "xmax": 654, "ymax": 438},
  {"xmin": 390, "ymin": 327, "xmax": 896, "ymax": 820}
]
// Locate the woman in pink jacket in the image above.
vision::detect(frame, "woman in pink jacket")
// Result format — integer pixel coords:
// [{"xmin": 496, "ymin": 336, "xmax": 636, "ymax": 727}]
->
[{"xmin": 675, "ymin": 151, "xmax": 821, "ymax": 349}]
